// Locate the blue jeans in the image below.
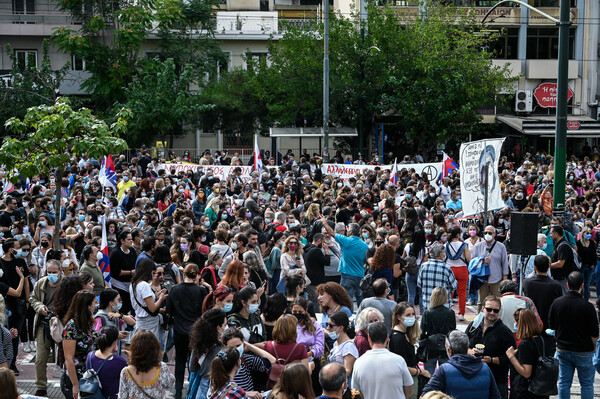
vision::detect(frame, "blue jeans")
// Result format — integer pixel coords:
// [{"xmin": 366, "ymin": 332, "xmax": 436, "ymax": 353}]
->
[
  {"xmin": 269, "ymin": 269, "xmax": 281, "ymax": 295},
  {"xmin": 583, "ymin": 266, "xmax": 594, "ymax": 299},
  {"xmin": 406, "ymin": 272, "xmax": 424, "ymax": 312},
  {"xmin": 557, "ymin": 350, "xmax": 595, "ymax": 399},
  {"xmin": 340, "ymin": 274, "xmax": 363, "ymax": 309}
]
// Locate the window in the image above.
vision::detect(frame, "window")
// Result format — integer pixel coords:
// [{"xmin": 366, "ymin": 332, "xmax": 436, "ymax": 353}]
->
[
  {"xmin": 13, "ymin": 0, "xmax": 35, "ymax": 14},
  {"xmin": 218, "ymin": 53, "xmax": 231, "ymax": 78},
  {"xmin": 14, "ymin": 50, "xmax": 37, "ymax": 70},
  {"xmin": 245, "ymin": 51, "xmax": 268, "ymax": 72},
  {"xmin": 490, "ymin": 28, "xmax": 519, "ymax": 59},
  {"xmin": 71, "ymin": 55, "xmax": 86, "ymax": 71},
  {"xmin": 526, "ymin": 28, "xmax": 575, "ymax": 59}
]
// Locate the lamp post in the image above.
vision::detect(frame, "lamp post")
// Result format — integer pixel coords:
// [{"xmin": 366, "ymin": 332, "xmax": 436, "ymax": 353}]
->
[
  {"xmin": 481, "ymin": 0, "xmax": 569, "ymax": 220},
  {"xmin": 322, "ymin": 0, "xmax": 330, "ymax": 163}
]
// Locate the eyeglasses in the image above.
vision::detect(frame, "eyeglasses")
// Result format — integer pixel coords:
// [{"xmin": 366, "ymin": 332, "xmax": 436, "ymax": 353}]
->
[
  {"xmin": 326, "ymin": 323, "xmax": 338, "ymax": 329},
  {"xmin": 484, "ymin": 307, "xmax": 500, "ymax": 313}
]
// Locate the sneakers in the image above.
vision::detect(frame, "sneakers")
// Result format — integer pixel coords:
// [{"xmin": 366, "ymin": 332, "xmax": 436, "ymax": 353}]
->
[
  {"xmin": 458, "ymin": 314, "xmax": 465, "ymax": 322},
  {"xmin": 30, "ymin": 341, "xmax": 36, "ymax": 352},
  {"xmin": 23, "ymin": 342, "xmax": 31, "ymax": 353},
  {"xmin": 34, "ymin": 390, "xmax": 47, "ymax": 397}
]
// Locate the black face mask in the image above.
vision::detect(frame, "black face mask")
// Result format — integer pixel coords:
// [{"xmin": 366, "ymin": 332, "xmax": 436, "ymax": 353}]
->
[
  {"xmin": 293, "ymin": 313, "xmax": 306, "ymax": 323},
  {"xmin": 41, "ymin": 242, "xmax": 50, "ymax": 248}
]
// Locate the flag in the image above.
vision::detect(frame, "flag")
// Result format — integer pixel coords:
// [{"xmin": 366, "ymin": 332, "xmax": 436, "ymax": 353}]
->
[
  {"xmin": 253, "ymin": 134, "xmax": 263, "ymax": 172},
  {"xmin": 99, "ymin": 216, "xmax": 112, "ymax": 288},
  {"xmin": 438, "ymin": 151, "xmax": 459, "ymax": 180},
  {"xmin": 99, "ymin": 155, "xmax": 117, "ymax": 189},
  {"xmin": 2, "ymin": 180, "xmax": 14, "ymax": 194},
  {"xmin": 389, "ymin": 158, "xmax": 398, "ymax": 185}
]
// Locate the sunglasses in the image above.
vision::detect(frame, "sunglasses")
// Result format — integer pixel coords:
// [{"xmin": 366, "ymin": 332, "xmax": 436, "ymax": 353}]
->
[
  {"xmin": 484, "ymin": 307, "xmax": 500, "ymax": 313},
  {"xmin": 375, "ymin": 241, "xmax": 384, "ymax": 246},
  {"xmin": 326, "ymin": 323, "xmax": 338, "ymax": 329},
  {"xmin": 155, "ymin": 272, "xmax": 164, "ymax": 276}
]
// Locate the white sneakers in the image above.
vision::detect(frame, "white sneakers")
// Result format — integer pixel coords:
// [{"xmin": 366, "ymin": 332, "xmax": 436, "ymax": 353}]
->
[
  {"xmin": 458, "ymin": 315, "xmax": 465, "ymax": 322},
  {"xmin": 22, "ymin": 341, "xmax": 37, "ymax": 353}
]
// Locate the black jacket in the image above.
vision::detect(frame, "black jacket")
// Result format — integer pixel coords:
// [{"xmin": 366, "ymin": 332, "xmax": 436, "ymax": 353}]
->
[
  {"xmin": 549, "ymin": 290, "xmax": 599, "ymax": 352},
  {"xmin": 303, "ymin": 243, "xmax": 330, "ymax": 286},
  {"xmin": 522, "ymin": 274, "xmax": 563, "ymax": 330},
  {"xmin": 166, "ymin": 282, "xmax": 208, "ymax": 335},
  {"xmin": 466, "ymin": 318, "xmax": 516, "ymax": 386}
]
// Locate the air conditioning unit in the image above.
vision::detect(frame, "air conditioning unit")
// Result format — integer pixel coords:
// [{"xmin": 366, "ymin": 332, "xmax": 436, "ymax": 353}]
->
[{"xmin": 515, "ymin": 90, "xmax": 533, "ymax": 113}]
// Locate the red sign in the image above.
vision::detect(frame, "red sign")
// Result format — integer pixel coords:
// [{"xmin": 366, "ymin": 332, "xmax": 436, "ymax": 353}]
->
[
  {"xmin": 533, "ymin": 83, "xmax": 574, "ymax": 108},
  {"xmin": 567, "ymin": 120, "xmax": 581, "ymax": 130}
]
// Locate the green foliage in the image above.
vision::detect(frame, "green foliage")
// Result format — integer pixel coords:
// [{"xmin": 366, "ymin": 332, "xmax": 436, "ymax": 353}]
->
[
  {"xmin": 0, "ymin": 40, "xmax": 68, "ymax": 136},
  {"xmin": 118, "ymin": 58, "xmax": 215, "ymax": 144}
]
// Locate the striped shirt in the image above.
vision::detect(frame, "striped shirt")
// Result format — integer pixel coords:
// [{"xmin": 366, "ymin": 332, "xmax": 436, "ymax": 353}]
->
[{"xmin": 233, "ymin": 353, "xmax": 270, "ymax": 392}]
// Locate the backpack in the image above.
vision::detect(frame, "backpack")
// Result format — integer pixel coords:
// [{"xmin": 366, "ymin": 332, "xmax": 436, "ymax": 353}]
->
[
  {"xmin": 200, "ymin": 266, "xmax": 218, "ymax": 288},
  {"xmin": 558, "ymin": 241, "xmax": 582, "ymax": 270},
  {"xmin": 79, "ymin": 352, "xmax": 113, "ymax": 399},
  {"xmin": 268, "ymin": 342, "xmax": 300, "ymax": 383},
  {"xmin": 528, "ymin": 337, "xmax": 558, "ymax": 396},
  {"xmin": 359, "ymin": 270, "xmax": 374, "ymax": 298}
]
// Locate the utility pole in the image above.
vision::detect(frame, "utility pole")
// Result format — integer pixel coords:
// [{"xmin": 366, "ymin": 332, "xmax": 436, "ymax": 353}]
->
[{"xmin": 322, "ymin": 0, "xmax": 330, "ymax": 162}]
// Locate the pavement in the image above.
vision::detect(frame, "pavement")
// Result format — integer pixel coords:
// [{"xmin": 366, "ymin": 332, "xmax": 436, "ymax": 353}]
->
[{"xmin": 12, "ymin": 295, "xmax": 600, "ymax": 398}]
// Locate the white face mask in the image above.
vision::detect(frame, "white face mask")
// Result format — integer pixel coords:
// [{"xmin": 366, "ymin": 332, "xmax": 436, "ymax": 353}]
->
[
  {"xmin": 96, "ymin": 251, "xmax": 104, "ymax": 261},
  {"xmin": 484, "ymin": 233, "xmax": 494, "ymax": 242}
]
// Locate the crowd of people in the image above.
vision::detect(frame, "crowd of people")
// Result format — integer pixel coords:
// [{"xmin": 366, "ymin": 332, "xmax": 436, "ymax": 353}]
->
[{"xmin": 0, "ymin": 145, "xmax": 598, "ymax": 399}]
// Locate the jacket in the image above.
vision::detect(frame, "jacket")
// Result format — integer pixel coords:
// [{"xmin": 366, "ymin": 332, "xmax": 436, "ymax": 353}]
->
[
  {"xmin": 29, "ymin": 276, "xmax": 57, "ymax": 331},
  {"xmin": 303, "ymin": 243, "xmax": 330, "ymax": 286},
  {"xmin": 422, "ymin": 354, "xmax": 501, "ymax": 399}
]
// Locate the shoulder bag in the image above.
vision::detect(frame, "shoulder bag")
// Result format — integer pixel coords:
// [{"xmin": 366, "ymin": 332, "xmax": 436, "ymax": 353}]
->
[
  {"xmin": 528, "ymin": 337, "xmax": 559, "ymax": 396},
  {"xmin": 126, "ymin": 367, "xmax": 159, "ymax": 399},
  {"xmin": 79, "ymin": 353, "xmax": 113, "ymax": 399}
]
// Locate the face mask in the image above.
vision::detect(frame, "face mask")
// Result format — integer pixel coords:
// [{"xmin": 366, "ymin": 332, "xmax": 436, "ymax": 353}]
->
[
  {"xmin": 222, "ymin": 303, "xmax": 233, "ymax": 313},
  {"xmin": 484, "ymin": 233, "xmax": 494, "ymax": 241},
  {"xmin": 78, "ymin": 215, "xmax": 86, "ymax": 222},
  {"xmin": 14, "ymin": 249, "xmax": 22, "ymax": 258},
  {"xmin": 456, "ymin": 196, "xmax": 461, "ymax": 201},
  {"xmin": 448, "ymin": 215, "xmax": 455, "ymax": 220},
  {"xmin": 246, "ymin": 212, "xmax": 252, "ymax": 218},
  {"xmin": 278, "ymin": 240, "xmax": 285, "ymax": 246},
  {"xmin": 337, "ymin": 183, "xmax": 343, "ymax": 188},
  {"xmin": 540, "ymin": 243, "xmax": 547, "ymax": 250},
  {"xmin": 138, "ymin": 220, "xmax": 146, "ymax": 227},
  {"xmin": 370, "ymin": 221, "xmax": 376, "ymax": 228},
  {"xmin": 21, "ymin": 251, "xmax": 29, "ymax": 257},
  {"xmin": 585, "ymin": 233, "xmax": 592, "ymax": 240},
  {"xmin": 403, "ymin": 317, "xmax": 416, "ymax": 327},
  {"xmin": 123, "ymin": 176, "xmax": 129, "ymax": 182},
  {"xmin": 22, "ymin": 201, "xmax": 29, "ymax": 207},
  {"xmin": 265, "ymin": 218, "xmax": 271, "ymax": 224},
  {"xmin": 513, "ymin": 323, "xmax": 518, "ymax": 333},
  {"xmin": 516, "ymin": 193, "xmax": 523, "ymax": 199},
  {"xmin": 424, "ymin": 229, "xmax": 432, "ymax": 234},
  {"xmin": 141, "ymin": 192, "xmax": 147, "ymax": 197},
  {"xmin": 220, "ymin": 214, "xmax": 228, "ymax": 220},
  {"xmin": 293, "ymin": 313, "xmax": 306, "ymax": 323},
  {"xmin": 180, "ymin": 244, "xmax": 189, "ymax": 252},
  {"xmin": 41, "ymin": 241, "xmax": 49, "ymax": 248},
  {"xmin": 204, "ymin": 221, "xmax": 211, "ymax": 227},
  {"xmin": 565, "ymin": 194, "xmax": 570, "ymax": 199},
  {"xmin": 62, "ymin": 259, "xmax": 70, "ymax": 269},
  {"xmin": 248, "ymin": 304, "xmax": 259, "ymax": 314},
  {"xmin": 231, "ymin": 242, "xmax": 238, "ymax": 251},
  {"xmin": 40, "ymin": 221, "xmax": 47, "ymax": 227},
  {"xmin": 406, "ymin": 194, "xmax": 412, "ymax": 199},
  {"xmin": 113, "ymin": 303, "xmax": 122, "ymax": 311},
  {"xmin": 290, "ymin": 221, "xmax": 299, "ymax": 228},
  {"xmin": 47, "ymin": 273, "xmax": 59, "ymax": 284},
  {"xmin": 252, "ymin": 193, "xmax": 258, "ymax": 199},
  {"xmin": 441, "ymin": 236, "xmax": 448, "ymax": 243},
  {"xmin": 289, "ymin": 243, "xmax": 298, "ymax": 251},
  {"xmin": 328, "ymin": 329, "xmax": 340, "ymax": 341},
  {"xmin": 440, "ymin": 205, "xmax": 446, "ymax": 211},
  {"xmin": 469, "ymin": 230, "xmax": 477, "ymax": 237},
  {"xmin": 178, "ymin": 188, "xmax": 185, "ymax": 193},
  {"xmin": 236, "ymin": 343, "xmax": 244, "ymax": 358},
  {"xmin": 96, "ymin": 251, "xmax": 104, "ymax": 261},
  {"xmin": 382, "ymin": 217, "xmax": 388, "ymax": 222},
  {"xmin": 362, "ymin": 232, "xmax": 369, "ymax": 239}
]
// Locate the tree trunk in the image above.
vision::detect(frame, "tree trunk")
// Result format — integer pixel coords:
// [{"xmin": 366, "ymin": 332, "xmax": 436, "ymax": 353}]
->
[{"xmin": 53, "ymin": 168, "xmax": 62, "ymax": 250}]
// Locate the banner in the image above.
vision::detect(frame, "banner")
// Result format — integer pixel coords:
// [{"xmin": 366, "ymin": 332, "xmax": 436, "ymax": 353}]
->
[
  {"xmin": 158, "ymin": 161, "xmax": 443, "ymax": 183},
  {"xmin": 459, "ymin": 138, "xmax": 506, "ymax": 217}
]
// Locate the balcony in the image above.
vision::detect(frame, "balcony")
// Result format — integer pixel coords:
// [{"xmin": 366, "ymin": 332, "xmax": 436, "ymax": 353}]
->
[{"xmin": 216, "ymin": 11, "xmax": 278, "ymax": 34}]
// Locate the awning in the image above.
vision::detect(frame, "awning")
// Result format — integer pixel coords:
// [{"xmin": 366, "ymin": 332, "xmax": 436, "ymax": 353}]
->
[{"xmin": 496, "ymin": 115, "xmax": 600, "ymax": 138}]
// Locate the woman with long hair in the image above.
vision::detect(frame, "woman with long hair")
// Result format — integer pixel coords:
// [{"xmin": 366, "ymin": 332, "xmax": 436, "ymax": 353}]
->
[
  {"xmin": 506, "ymin": 309, "xmax": 550, "ymax": 399},
  {"xmin": 208, "ymin": 346, "xmax": 247, "ymax": 399},
  {"xmin": 402, "ymin": 227, "xmax": 428, "ymax": 312},
  {"xmin": 61, "ymin": 290, "xmax": 100, "ymax": 399},
  {"xmin": 261, "ymin": 293, "xmax": 289, "ymax": 341},
  {"xmin": 316, "ymin": 282, "xmax": 352, "ymax": 343},
  {"xmin": 87, "ymin": 326, "xmax": 128, "ymax": 399},
  {"xmin": 284, "ymin": 275, "xmax": 316, "ymax": 318},
  {"xmin": 279, "ymin": 236, "xmax": 308, "ymax": 293},
  {"xmin": 202, "ymin": 251, "xmax": 223, "ymax": 290},
  {"xmin": 129, "ymin": 259, "xmax": 168, "ymax": 344},
  {"xmin": 576, "ymin": 225, "xmax": 597, "ymax": 299},
  {"xmin": 445, "ymin": 226, "xmax": 471, "ymax": 321},
  {"xmin": 228, "ymin": 287, "xmax": 266, "ymax": 343},
  {"xmin": 264, "ymin": 231, "xmax": 284, "ymax": 294},
  {"xmin": 369, "ymin": 244, "xmax": 396, "ymax": 293},
  {"xmin": 390, "ymin": 302, "xmax": 430, "ymax": 399},
  {"xmin": 167, "ymin": 264, "xmax": 209, "ymax": 399},
  {"xmin": 270, "ymin": 363, "xmax": 316, "ymax": 399},
  {"xmin": 220, "ymin": 260, "xmax": 245, "ymax": 291},
  {"xmin": 188, "ymin": 309, "xmax": 228, "ymax": 399},
  {"xmin": 118, "ymin": 330, "xmax": 175, "ymax": 399},
  {"xmin": 324, "ymin": 312, "xmax": 358, "ymax": 382},
  {"xmin": 419, "ymin": 287, "xmax": 456, "ymax": 374},
  {"xmin": 203, "ymin": 285, "xmax": 236, "ymax": 313}
]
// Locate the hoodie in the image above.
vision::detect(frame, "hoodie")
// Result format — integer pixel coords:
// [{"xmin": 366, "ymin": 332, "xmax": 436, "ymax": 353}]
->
[{"xmin": 421, "ymin": 354, "xmax": 501, "ymax": 399}]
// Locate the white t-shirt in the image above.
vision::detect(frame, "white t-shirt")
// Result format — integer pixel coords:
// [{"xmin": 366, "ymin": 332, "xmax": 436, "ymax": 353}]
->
[
  {"xmin": 328, "ymin": 339, "xmax": 359, "ymax": 364},
  {"xmin": 129, "ymin": 281, "xmax": 155, "ymax": 318},
  {"xmin": 352, "ymin": 348, "xmax": 413, "ymax": 399}
]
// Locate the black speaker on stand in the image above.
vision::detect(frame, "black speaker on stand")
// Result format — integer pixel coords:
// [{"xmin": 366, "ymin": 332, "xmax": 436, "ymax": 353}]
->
[{"xmin": 510, "ymin": 212, "xmax": 538, "ymax": 295}]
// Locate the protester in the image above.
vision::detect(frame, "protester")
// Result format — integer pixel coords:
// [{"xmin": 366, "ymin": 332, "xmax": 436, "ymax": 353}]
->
[{"xmin": 419, "ymin": 287, "xmax": 456, "ymax": 374}]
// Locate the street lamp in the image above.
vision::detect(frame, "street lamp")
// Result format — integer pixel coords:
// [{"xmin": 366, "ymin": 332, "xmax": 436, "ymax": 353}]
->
[{"xmin": 482, "ymin": 0, "xmax": 570, "ymax": 220}]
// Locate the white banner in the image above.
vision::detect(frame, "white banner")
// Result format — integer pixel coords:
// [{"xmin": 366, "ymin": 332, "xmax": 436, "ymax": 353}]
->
[
  {"xmin": 158, "ymin": 162, "xmax": 443, "ymax": 183},
  {"xmin": 459, "ymin": 138, "xmax": 506, "ymax": 217}
]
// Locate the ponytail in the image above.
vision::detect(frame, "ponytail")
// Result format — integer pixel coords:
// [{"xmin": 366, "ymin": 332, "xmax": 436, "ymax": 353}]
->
[
  {"xmin": 209, "ymin": 346, "xmax": 240, "ymax": 393},
  {"xmin": 97, "ymin": 326, "xmax": 119, "ymax": 352}
]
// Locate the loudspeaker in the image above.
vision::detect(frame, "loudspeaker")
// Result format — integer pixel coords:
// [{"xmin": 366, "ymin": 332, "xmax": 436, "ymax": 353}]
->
[{"xmin": 510, "ymin": 212, "xmax": 539, "ymax": 255}]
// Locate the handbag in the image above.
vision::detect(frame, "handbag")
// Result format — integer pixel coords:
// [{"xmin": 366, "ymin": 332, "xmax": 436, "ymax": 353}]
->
[
  {"xmin": 528, "ymin": 337, "xmax": 558, "ymax": 396},
  {"xmin": 404, "ymin": 255, "xmax": 419, "ymax": 274},
  {"xmin": 268, "ymin": 342, "xmax": 300, "ymax": 383},
  {"xmin": 50, "ymin": 316, "xmax": 65, "ymax": 343},
  {"xmin": 79, "ymin": 353, "xmax": 113, "ymax": 399},
  {"xmin": 359, "ymin": 269, "xmax": 374, "ymax": 298}
]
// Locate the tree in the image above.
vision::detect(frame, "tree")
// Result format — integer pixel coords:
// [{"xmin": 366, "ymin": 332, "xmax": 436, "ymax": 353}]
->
[
  {"xmin": 0, "ymin": 40, "xmax": 68, "ymax": 136},
  {"xmin": 118, "ymin": 58, "xmax": 215, "ymax": 146},
  {"xmin": 0, "ymin": 97, "xmax": 129, "ymax": 247}
]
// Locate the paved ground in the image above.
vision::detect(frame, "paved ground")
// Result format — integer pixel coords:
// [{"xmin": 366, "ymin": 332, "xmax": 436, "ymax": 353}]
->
[{"xmin": 13, "ymin": 297, "xmax": 600, "ymax": 398}]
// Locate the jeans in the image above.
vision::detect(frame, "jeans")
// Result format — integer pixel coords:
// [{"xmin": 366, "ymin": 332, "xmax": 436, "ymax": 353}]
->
[
  {"xmin": 406, "ymin": 272, "xmax": 418, "ymax": 307},
  {"xmin": 340, "ymin": 274, "xmax": 363, "ymax": 309},
  {"xmin": 305, "ymin": 285, "xmax": 321, "ymax": 313},
  {"xmin": 174, "ymin": 331, "xmax": 190, "ymax": 399},
  {"xmin": 557, "ymin": 350, "xmax": 595, "ymax": 399},
  {"xmin": 269, "ymin": 269, "xmax": 281, "ymax": 295},
  {"xmin": 582, "ymin": 266, "xmax": 594, "ymax": 299}
]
